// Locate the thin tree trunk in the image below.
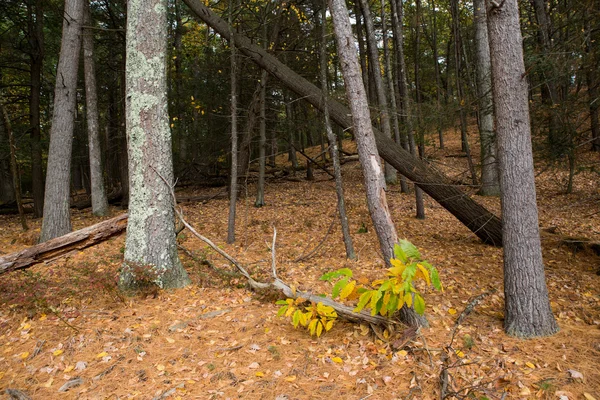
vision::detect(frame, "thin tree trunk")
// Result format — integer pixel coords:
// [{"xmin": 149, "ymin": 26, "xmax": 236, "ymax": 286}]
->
[
  {"xmin": 0, "ymin": 101, "xmax": 28, "ymax": 230},
  {"xmin": 320, "ymin": 1, "xmax": 355, "ymax": 260},
  {"xmin": 82, "ymin": 0, "xmax": 109, "ymax": 216},
  {"xmin": 330, "ymin": 0, "xmax": 425, "ymax": 327},
  {"xmin": 0, "ymin": 91, "xmax": 14, "ymax": 204},
  {"xmin": 226, "ymin": 2, "xmax": 238, "ymax": 243},
  {"xmin": 474, "ymin": 0, "xmax": 500, "ymax": 196},
  {"xmin": 120, "ymin": 0, "xmax": 190, "ymax": 291},
  {"xmin": 255, "ymin": 67, "xmax": 267, "ymax": 207},
  {"xmin": 27, "ymin": 0, "xmax": 45, "ymax": 218},
  {"xmin": 357, "ymin": 0, "xmax": 396, "ymax": 185},
  {"xmin": 184, "ymin": 0, "xmax": 503, "ymax": 246},
  {"xmin": 431, "ymin": 0, "xmax": 445, "ymax": 149},
  {"xmin": 486, "ymin": 0, "xmax": 558, "ymax": 337},
  {"xmin": 40, "ymin": 0, "xmax": 84, "ymax": 242}
]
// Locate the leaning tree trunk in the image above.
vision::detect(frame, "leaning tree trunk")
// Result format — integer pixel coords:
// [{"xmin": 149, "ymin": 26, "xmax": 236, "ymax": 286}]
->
[
  {"xmin": 329, "ymin": 0, "xmax": 426, "ymax": 328},
  {"xmin": 82, "ymin": 0, "xmax": 109, "ymax": 216},
  {"xmin": 39, "ymin": 0, "xmax": 84, "ymax": 242},
  {"xmin": 473, "ymin": 0, "xmax": 500, "ymax": 196},
  {"xmin": 183, "ymin": 0, "xmax": 503, "ymax": 246},
  {"xmin": 486, "ymin": 0, "xmax": 558, "ymax": 337},
  {"xmin": 320, "ymin": 1, "xmax": 355, "ymax": 260},
  {"xmin": 120, "ymin": 0, "xmax": 190, "ymax": 291}
]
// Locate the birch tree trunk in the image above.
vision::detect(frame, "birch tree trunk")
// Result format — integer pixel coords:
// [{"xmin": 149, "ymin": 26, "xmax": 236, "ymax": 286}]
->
[
  {"xmin": 40, "ymin": 0, "xmax": 83, "ymax": 242},
  {"xmin": 82, "ymin": 0, "xmax": 109, "ymax": 216},
  {"xmin": 474, "ymin": 0, "xmax": 500, "ymax": 196},
  {"xmin": 119, "ymin": 0, "xmax": 190, "ymax": 291},
  {"xmin": 486, "ymin": 0, "xmax": 558, "ymax": 337}
]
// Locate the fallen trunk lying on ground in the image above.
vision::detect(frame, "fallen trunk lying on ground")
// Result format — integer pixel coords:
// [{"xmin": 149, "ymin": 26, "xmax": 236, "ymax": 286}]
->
[
  {"xmin": 0, "ymin": 214, "xmax": 128, "ymax": 274},
  {"xmin": 182, "ymin": 0, "xmax": 503, "ymax": 246}
]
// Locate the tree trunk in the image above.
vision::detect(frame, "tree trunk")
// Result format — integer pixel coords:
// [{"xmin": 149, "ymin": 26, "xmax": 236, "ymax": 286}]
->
[
  {"xmin": 255, "ymin": 67, "xmax": 267, "ymax": 207},
  {"xmin": 474, "ymin": 0, "xmax": 500, "ymax": 196},
  {"xmin": 82, "ymin": 0, "xmax": 109, "ymax": 216},
  {"xmin": 320, "ymin": 1, "xmax": 355, "ymax": 260},
  {"xmin": 28, "ymin": 0, "xmax": 45, "ymax": 218},
  {"xmin": 357, "ymin": 0, "xmax": 396, "ymax": 185},
  {"xmin": 0, "ymin": 214, "xmax": 127, "ymax": 274},
  {"xmin": 486, "ymin": 0, "xmax": 558, "ymax": 337},
  {"xmin": 183, "ymin": 0, "xmax": 503, "ymax": 246},
  {"xmin": 120, "ymin": 0, "xmax": 190, "ymax": 291},
  {"xmin": 226, "ymin": 1, "xmax": 238, "ymax": 244},
  {"xmin": 0, "ymin": 99, "xmax": 15, "ymax": 204},
  {"xmin": 39, "ymin": 0, "xmax": 84, "ymax": 242},
  {"xmin": 0, "ymin": 101, "xmax": 27, "ymax": 230}
]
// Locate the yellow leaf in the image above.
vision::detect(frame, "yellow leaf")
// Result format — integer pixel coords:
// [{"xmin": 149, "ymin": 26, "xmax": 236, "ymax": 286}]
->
[
  {"xmin": 21, "ymin": 323, "xmax": 31, "ymax": 330},
  {"xmin": 64, "ymin": 365, "xmax": 74, "ymax": 373},
  {"xmin": 316, "ymin": 321, "xmax": 323, "ymax": 337},
  {"xmin": 285, "ymin": 375, "xmax": 296, "ymax": 382},
  {"xmin": 404, "ymin": 293, "xmax": 413, "ymax": 308},
  {"xmin": 255, "ymin": 371, "xmax": 265, "ymax": 377},
  {"xmin": 96, "ymin": 352, "xmax": 108, "ymax": 358},
  {"xmin": 156, "ymin": 364, "xmax": 166, "ymax": 371},
  {"xmin": 39, "ymin": 314, "xmax": 47, "ymax": 321},
  {"xmin": 584, "ymin": 393, "xmax": 597, "ymax": 400},
  {"xmin": 43, "ymin": 377, "xmax": 54, "ymax": 387},
  {"xmin": 448, "ymin": 308, "xmax": 457, "ymax": 315},
  {"xmin": 397, "ymin": 350, "xmax": 408, "ymax": 357},
  {"xmin": 416, "ymin": 264, "xmax": 431, "ymax": 286},
  {"xmin": 525, "ymin": 362, "xmax": 535, "ymax": 369},
  {"xmin": 166, "ymin": 337, "xmax": 175, "ymax": 344},
  {"xmin": 53, "ymin": 349, "xmax": 63, "ymax": 356},
  {"xmin": 20, "ymin": 352, "xmax": 29, "ymax": 360},
  {"xmin": 331, "ymin": 357, "xmax": 343, "ymax": 364},
  {"xmin": 340, "ymin": 280, "xmax": 356, "ymax": 300},
  {"xmin": 455, "ymin": 349, "xmax": 464, "ymax": 358}
]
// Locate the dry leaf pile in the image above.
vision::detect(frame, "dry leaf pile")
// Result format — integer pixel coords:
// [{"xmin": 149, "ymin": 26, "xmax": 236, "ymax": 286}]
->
[{"xmin": 0, "ymin": 132, "xmax": 598, "ymax": 399}]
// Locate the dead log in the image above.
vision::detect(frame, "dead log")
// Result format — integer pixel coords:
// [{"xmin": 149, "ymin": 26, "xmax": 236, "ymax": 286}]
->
[{"xmin": 0, "ymin": 214, "xmax": 128, "ymax": 274}]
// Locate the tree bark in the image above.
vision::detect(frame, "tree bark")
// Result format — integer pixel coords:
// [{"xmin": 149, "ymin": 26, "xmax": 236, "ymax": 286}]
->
[
  {"xmin": 82, "ymin": 0, "xmax": 109, "ymax": 216},
  {"xmin": 183, "ymin": 0, "xmax": 503, "ymax": 246},
  {"xmin": 0, "ymin": 98, "xmax": 14, "ymax": 205},
  {"xmin": 40, "ymin": 0, "xmax": 84, "ymax": 242},
  {"xmin": 473, "ymin": 0, "xmax": 500, "ymax": 196},
  {"xmin": 486, "ymin": 0, "xmax": 558, "ymax": 337},
  {"xmin": 226, "ymin": 1, "xmax": 238, "ymax": 243},
  {"xmin": 120, "ymin": 0, "xmax": 190, "ymax": 291},
  {"xmin": 320, "ymin": 1, "xmax": 355, "ymax": 260},
  {"xmin": 27, "ymin": 0, "xmax": 45, "ymax": 218},
  {"xmin": 0, "ymin": 214, "xmax": 128, "ymax": 274}
]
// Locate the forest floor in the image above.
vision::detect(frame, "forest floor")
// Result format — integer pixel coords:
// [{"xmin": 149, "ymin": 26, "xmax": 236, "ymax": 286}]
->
[{"xmin": 0, "ymin": 129, "xmax": 599, "ymax": 400}]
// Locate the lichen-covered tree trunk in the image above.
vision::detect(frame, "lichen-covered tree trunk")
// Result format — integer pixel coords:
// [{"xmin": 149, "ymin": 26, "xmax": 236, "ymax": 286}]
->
[
  {"xmin": 82, "ymin": 0, "xmax": 109, "ymax": 216},
  {"xmin": 473, "ymin": 0, "xmax": 500, "ymax": 196},
  {"xmin": 39, "ymin": 0, "xmax": 83, "ymax": 242},
  {"xmin": 119, "ymin": 0, "xmax": 190, "ymax": 291},
  {"xmin": 486, "ymin": 0, "xmax": 558, "ymax": 337}
]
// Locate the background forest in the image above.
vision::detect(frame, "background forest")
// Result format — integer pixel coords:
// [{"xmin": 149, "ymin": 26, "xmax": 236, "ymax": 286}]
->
[{"xmin": 0, "ymin": 0, "xmax": 599, "ymax": 398}]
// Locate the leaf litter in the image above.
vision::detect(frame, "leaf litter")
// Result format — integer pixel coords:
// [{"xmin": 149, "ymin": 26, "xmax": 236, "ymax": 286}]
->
[{"xmin": 0, "ymin": 133, "xmax": 599, "ymax": 399}]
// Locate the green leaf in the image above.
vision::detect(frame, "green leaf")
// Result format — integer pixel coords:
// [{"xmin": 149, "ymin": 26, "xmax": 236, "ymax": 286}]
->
[
  {"xmin": 354, "ymin": 291, "xmax": 373, "ymax": 313},
  {"xmin": 275, "ymin": 300, "xmax": 289, "ymax": 305},
  {"xmin": 379, "ymin": 279, "xmax": 391, "ymax": 292},
  {"xmin": 393, "ymin": 243, "xmax": 407, "ymax": 263},
  {"xmin": 292, "ymin": 310, "xmax": 301, "ymax": 327},
  {"xmin": 277, "ymin": 306, "xmax": 288, "ymax": 317},
  {"xmin": 319, "ymin": 268, "xmax": 353, "ymax": 281},
  {"xmin": 414, "ymin": 293, "xmax": 426, "ymax": 315},
  {"xmin": 340, "ymin": 280, "xmax": 356, "ymax": 300},
  {"xmin": 370, "ymin": 290, "xmax": 383, "ymax": 316},
  {"xmin": 332, "ymin": 277, "xmax": 349, "ymax": 299},
  {"xmin": 387, "ymin": 293, "xmax": 399, "ymax": 313},
  {"xmin": 402, "ymin": 263, "xmax": 418, "ymax": 282},
  {"xmin": 399, "ymin": 239, "xmax": 421, "ymax": 261},
  {"xmin": 430, "ymin": 268, "xmax": 442, "ymax": 291}
]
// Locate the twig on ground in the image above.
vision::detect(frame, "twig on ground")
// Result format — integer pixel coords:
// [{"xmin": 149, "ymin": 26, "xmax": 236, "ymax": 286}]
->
[
  {"xmin": 152, "ymin": 383, "xmax": 185, "ymax": 400},
  {"xmin": 93, "ymin": 355, "xmax": 124, "ymax": 381},
  {"xmin": 5, "ymin": 389, "xmax": 31, "ymax": 400},
  {"xmin": 294, "ymin": 211, "xmax": 337, "ymax": 262}
]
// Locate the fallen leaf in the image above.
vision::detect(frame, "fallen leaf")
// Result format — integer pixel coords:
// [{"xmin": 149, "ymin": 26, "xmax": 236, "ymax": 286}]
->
[
  {"xmin": 53, "ymin": 349, "xmax": 64, "ymax": 356},
  {"xmin": 284, "ymin": 375, "xmax": 296, "ymax": 382},
  {"xmin": 64, "ymin": 365, "xmax": 74, "ymax": 373},
  {"xmin": 156, "ymin": 364, "xmax": 165, "ymax": 371},
  {"xmin": 43, "ymin": 377, "xmax": 54, "ymax": 388},
  {"xmin": 96, "ymin": 352, "xmax": 108, "ymax": 359},
  {"xmin": 397, "ymin": 350, "xmax": 408, "ymax": 357},
  {"xmin": 331, "ymin": 357, "xmax": 343, "ymax": 364},
  {"xmin": 75, "ymin": 361, "xmax": 87, "ymax": 371},
  {"xmin": 166, "ymin": 337, "xmax": 175, "ymax": 344},
  {"xmin": 583, "ymin": 393, "xmax": 597, "ymax": 400},
  {"xmin": 20, "ymin": 352, "xmax": 29, "ymax": 360},
  {"xmin": 448, "ymin": 308, "xmax": 457, "ymax": 315},
  {"xmin": 567, "ymin": 369, "xmax": 584, "ymax": 380},
  {"xmin": 525, "ymin": 362, "xmax": 536, "ymax": 369},
  {"xmin": 255, "ymin": 372, "xmax": 265, "ymax": 377},
  {"xmin": 248, "ymin": 362, "xmax": 259, "ymax": 369}
]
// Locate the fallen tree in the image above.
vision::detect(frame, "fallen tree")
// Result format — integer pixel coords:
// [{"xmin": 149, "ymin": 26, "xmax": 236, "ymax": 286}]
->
[
  {"xmin": 0, "ymin": 214, "xmax": 128, "ymax": 274},
  {"xmin": 182, "ymin": 0, "xmax": 503, "ymax": 246}
]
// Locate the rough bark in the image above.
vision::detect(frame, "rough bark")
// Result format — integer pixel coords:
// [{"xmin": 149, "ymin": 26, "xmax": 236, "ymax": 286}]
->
[
  {"xmin": 120, "ymin": 0, "xmax": 190, "ymax": 291},
  {"xmin": 0, "ymin": 99, "xmax": 14, "ymax": 204},
  {"xmin": 39, "ymin": 0, "xmax": 84, "ymax": 242},
  {"xmin": 486, "ymin": 0, "xmax": 558, "ymax": 337},
  {"xmin": 474, "ymin": 0, "xmax": 500, "ymax": 196},
  {"xmin": 82, "ymin": 0, "xmax": 109, "ymax": 216},
  {"xmin": 0, "ymin": 214, "xmax": 128, "ymax": 274},
  {"xmin": 183, "ymin": 0, "xmax": 503, "ymax": 246},
  {"xmin": 320, "ymin": 2, "xmax": 355, "ymax": 260}
]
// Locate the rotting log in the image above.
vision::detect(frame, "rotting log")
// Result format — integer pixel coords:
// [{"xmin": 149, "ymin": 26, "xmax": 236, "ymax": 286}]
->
[
  {"xmin": 0, "ymin": 214, "xmax": 128, "ymax": 274},
  {"xmin": 182, "ymin": 0, "xmax": 503, "ymax": 246}
]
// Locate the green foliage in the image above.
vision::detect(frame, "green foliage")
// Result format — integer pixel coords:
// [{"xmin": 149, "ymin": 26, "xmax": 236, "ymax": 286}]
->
[{"xmin": 277, "ymin": 240, "xmax": 442, "ymax": 336}]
